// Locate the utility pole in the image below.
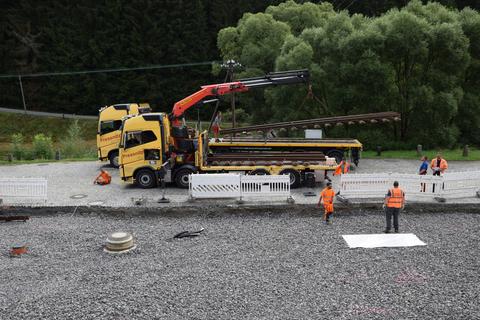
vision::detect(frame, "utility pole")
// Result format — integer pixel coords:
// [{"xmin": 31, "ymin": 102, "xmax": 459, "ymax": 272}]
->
[
  {"xmin": 18, "ymin": 75, "xmax": 27, "ymax": 113},
  {"xmin": 208, "ymin": 60, "xmax": 242, "ymax": 137},
  {"xmin": 221, "ymin": 60, "xmax": 242, "ymax": 132}
]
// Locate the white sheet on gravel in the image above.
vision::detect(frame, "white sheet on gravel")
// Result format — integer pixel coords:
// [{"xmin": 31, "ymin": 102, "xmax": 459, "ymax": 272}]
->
[{"xmin": 342, "ymin": 233, "xmax": 426, "ymax": 248}]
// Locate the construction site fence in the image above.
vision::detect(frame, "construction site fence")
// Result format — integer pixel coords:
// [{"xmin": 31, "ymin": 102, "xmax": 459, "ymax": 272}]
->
[
  {"xmin": 189, "ymin": 173, "xmax": 291, "ymax": 202},
  {"xmin": 340, "ymin": 171, "xmax": 480, "ymax": 201},
  {"xmin": 0, "ymin": 178, "xmax": 48, "ymax": 205}
]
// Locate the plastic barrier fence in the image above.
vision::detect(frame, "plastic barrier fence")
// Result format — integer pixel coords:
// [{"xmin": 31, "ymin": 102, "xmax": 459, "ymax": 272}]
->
[
  {"xmin": 189, "ymin": 173, "xmax": 291, "ymax": 201},
  {"xmin": 241, "ymin": 175, "xmax": 290, "ymax": 198},
  {"xmin": 442, "ymin": 171, "xmax": 480, "ymax": 199},
  {"xmin": 0, "ymin": 178, "xmax": 48, "ymax": 204},
  {"xmin": 340, "ymin": 171, "xmax": 480, "ymax": 201},
  {"xmin": 189, "ymin": 174, "xmax": 241, "ymax": 199}
]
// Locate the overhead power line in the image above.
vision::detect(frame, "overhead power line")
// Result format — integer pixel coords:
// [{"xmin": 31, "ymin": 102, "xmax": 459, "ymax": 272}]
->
[{"xmin": 0, "ymin": 60, "xmax": 218, "ymax": 79}]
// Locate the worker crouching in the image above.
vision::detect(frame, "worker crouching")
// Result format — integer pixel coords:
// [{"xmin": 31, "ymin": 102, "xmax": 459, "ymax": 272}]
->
[
  {"xmin": 384, "ymin": 181, "xmax": 405, "ymax": 233},
  {"xmin": 318, "ymin": 182, "xmax": 335, "ymax": 225},
  {"xmin": 94, "ymin": 169, "xmax": 112, "ymax": 185}
]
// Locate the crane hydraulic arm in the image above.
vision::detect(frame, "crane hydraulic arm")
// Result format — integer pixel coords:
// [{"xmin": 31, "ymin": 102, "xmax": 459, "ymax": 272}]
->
[{"xmin": 170, "ymin": 69, "xmax": 309, "ymax": 126}]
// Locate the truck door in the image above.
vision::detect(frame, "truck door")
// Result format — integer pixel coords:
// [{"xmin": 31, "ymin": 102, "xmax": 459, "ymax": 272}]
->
[
  {"xmin": 121, "ymin": 130, "xmax": 161, "ymax": 169},
  {"xmin": 98, "ymin": 120, "xmax": 123, "ymax": 157}
]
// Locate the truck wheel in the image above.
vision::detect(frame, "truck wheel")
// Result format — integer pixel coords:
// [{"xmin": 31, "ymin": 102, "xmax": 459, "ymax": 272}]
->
[
  {"xmin": 327, "ymin": 150, "xmax": 344, "ymax": 164},
  {"xmin": 135, "ymin": 169, "xmax": 157, "ymax": 189},
  {"xmin": 174, "ymin": 168, "xmax": 194, "ymax": 189},
  {"xmin": 279, "ymin": 169, "xmax": 301, "ymax": 188},
  {"xmin": 109, "ymin": 150, "xmax": 119, "ymax": 168},
  {"xmin": 248, "ymin": 169, "xmax": 270, "ymax": 175}
]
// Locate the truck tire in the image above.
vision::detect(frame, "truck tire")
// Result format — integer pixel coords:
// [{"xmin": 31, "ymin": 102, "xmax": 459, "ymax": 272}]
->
[
  {"xmin": 248, "ymin": 169, "xmax": 270, "ymax": 175},
  {"xmin": 279, "ymin": 169, "xmax": 301, "ymax": 188},
  {"xmin": 109, "ymin": 150, "xmax": 119, "ymax": 168},
  {"xmin": 326, "ymin": 150, "xmax": 344, "ymax": 164},
  {"xmin": 174, "ymin": 168, "xmax": 194, "ymax": 189},
  {"xmin": 135, "ymin": 169, "xmax": 157, "ymax": 189}
]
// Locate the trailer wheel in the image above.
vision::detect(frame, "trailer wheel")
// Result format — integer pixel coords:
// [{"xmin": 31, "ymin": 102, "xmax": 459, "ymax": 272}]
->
[
  {"xmin": 174, "ymin": 168, "xmax": 194, "ymax": 189},
  {"xmin": 135, "ymin": 169, "xmax": 157, "ymax": 189},
  {"xmin": 248, "ymin": 169, "xmax": 270, "ymax": 175},
  {"xmin": 279, "ymin": 169, "xmax": 301, "ymax": 188},
  {"xmin": 109, "ymin": 150, "xmax": 119, "ymax": 168}
]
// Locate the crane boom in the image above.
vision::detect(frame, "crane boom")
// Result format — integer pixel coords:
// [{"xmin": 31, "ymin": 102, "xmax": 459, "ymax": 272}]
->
[{"xmin": 170, "ymin": 69, "xmax": 309, "ymax": 124}]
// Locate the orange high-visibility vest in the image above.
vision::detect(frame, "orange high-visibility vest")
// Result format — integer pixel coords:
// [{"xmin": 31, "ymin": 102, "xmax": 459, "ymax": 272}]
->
[
  {"xmin": 321, "ymin": 188, "xmax": 335, "ymax": 204},
  {"xmin": 343, "ymin": 161, "xmax": 350, "ymax": 174},
  {"xmin": 100, "ymin": 171, "xmax": 111, "ymax": 184},
  {"xmin": 334, "ymin": 161, "xmax": 343, "ymax": 176},
  {"xmin": 386, "ymin": 187, "xmax": 404, "ymax": 208},
  {"xmin": 430, "ymin": 158, "xmax": 448, "ymax": 172},
  {"xmin": 321, "ymin": 187, "xmax": 335, "ymax": 213}
]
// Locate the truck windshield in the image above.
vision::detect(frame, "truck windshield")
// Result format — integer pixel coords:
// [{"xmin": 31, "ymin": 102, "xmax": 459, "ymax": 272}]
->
[
  {"xmin": 100, "ymin": 120, "xmax": 122, "ymax": 135},
  {"xmin": 124, "ymin": 130, "xmax": 157, "ymax": 149}
]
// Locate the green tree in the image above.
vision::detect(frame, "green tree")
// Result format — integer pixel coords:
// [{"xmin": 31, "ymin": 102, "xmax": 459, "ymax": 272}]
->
[{"xmin": 217, "ymin": 0, "xmax": 477, "ymax": 148}]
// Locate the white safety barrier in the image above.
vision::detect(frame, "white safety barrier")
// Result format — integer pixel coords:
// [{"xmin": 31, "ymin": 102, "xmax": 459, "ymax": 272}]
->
[
  {"xmin": 241, "ymin": 175, "xmax": 290, "ymax": 198},
  {"xmin": 442, "ymin": 171, "xmax": 480, "ymax": 199},
  {"xmin": 189, "ymin": 173, "xmax": 291, "ymax": 202},
  {"xmin": 0, "ymin": 178, "xmax": 48, "ymax": 204},
  {"xmin": 189, "ymin": 174, "xmax": 241, "ymax": 199},
  {"xmin": 340, "ymin": 171, "xmax": 480, "ymax": 201}
]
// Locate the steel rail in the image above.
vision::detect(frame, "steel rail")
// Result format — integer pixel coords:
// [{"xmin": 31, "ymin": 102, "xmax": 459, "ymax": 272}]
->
[{"xmin": 220, "ymin": 111, "xmax": 400, "ymax": 135}]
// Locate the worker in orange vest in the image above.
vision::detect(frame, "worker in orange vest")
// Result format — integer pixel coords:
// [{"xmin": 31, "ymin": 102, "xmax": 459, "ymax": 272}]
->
[
  {"xmin": 430, "ymin": 154, "xmax": 448, "ymax": 176},
  {"xmin": 318, "ymin": 182, "xmax": 335, "ymax": 224},
  {"xmin": 94, "ymin": 168, "xmax": 111, "ymax": 185},
  {"xmin": 383, "ymin": 181, "xmax": 405, "ymax": 233},
  {"xmin": 333, "ymin": 158, "xmax": 350, "ymax": 176}
]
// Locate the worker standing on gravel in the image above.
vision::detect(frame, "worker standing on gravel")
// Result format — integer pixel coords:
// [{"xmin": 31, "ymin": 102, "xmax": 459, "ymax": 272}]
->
[
  {"xmin": 419, "ymin": 156, "xmax": 429, "ymax": 192},
  {"xmin": 419, "ymin": 156, "xmax": 429, "ymax": 175},
  {"xmin": 430, "ymin": 154, "xmax": 448, "ymax": 192},
  {"xmin": 318, "ymin": 182, "xmax": 335, "ymax": 225},
  {"xmin": 383, "ymin": 181, "xmax": 405, "ymax": 233},
  {"xmin": 430, "ymin": 154, "xmax": 448, "ymax": 176},
  {"xmin": 94, "ymin": 169, "xmax": 111, "ymax": 185}
]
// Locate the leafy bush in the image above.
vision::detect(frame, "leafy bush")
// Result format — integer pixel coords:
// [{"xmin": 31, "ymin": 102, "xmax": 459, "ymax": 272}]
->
[
  {"xmin": 222, "ymin": 108, "xmax": 251, "ymax": 123},
  {"xmin": 60, "ymin": 120, "xmax": 85, "ymax": 158},
  {"xmin": 32, "ymin": 134, "xmax": 54, "ymax": 159},
  {"xmin": 10, "ymin": 133, "xmax": 25, "ymax": 160}
]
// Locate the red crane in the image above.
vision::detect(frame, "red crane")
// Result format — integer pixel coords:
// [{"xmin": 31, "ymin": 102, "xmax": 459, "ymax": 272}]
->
[{"xmin": 170, "ymin": 69, "xmax": 310, "ymax": 127}]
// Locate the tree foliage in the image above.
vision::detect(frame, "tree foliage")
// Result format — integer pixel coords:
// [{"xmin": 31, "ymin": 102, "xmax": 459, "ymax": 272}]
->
[
  {"xmin": 1, "ymin": 0, "xmax": 479, "ymax": 148},
  {"xmin": 218, "ymin": 0, "xmax": 480, "ymax": 148}
]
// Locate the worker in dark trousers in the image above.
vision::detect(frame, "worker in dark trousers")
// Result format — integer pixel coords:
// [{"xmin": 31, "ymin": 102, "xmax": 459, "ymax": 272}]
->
[
  {"xmin": 430, "ymin": 154, "xmax": 448, "ymax": 192},
  {"xmin": 383, "ymin": 181, "xmax": 405, "ymax": 233},
  {"xmin": 318, "ymin": 182, "xmax": 335, "ymax": 225},
  {"xmin": 419, "ymin": 156, "xmax": 428, "ymax": 192}
]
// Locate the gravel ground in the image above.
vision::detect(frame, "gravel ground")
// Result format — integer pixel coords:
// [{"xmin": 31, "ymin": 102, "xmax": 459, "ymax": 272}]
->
[
  {"xmin": 1, "ymin": 159, "xmax": 480, "ymax": 207},
  {"xmin": 0, "ymin": 209, "xmax": 479, "ymax": 319}
]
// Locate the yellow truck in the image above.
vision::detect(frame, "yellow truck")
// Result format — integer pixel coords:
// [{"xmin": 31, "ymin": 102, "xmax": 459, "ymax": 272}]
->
[
  {"xmin": 119, "ymin": 112, "xmax": 343, "ymax": 188},
  {"xmin": 97, "ymin": 103, "xmax": 151, "ymax": 167},
  {"xmin": 117, "ymin": 70, "xmax": 398, "ymax": 188}
]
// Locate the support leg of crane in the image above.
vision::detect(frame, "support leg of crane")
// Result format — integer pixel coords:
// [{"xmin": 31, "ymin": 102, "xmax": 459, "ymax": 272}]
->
[
  {"xmin": 236, "ymin": 196, "xmax": 245, "ymax": 205},
  {"xmin": 157, "ymin": 178, "xmax": 170, "ymax": 203},
  {"xmin": 287, "ymin": 196, "xmax": 295, "ymax": 204}
]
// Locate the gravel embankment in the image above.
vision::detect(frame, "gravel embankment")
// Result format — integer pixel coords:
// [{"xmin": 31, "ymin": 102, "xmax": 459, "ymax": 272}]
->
[{"xmin": 1, "ymin": 209, "xmax": 479, "ymax": 319}]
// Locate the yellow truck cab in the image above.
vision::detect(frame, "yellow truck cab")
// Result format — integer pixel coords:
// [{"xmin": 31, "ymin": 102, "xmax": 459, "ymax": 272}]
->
[
  {"xmin": 97, "ymin": 103, "xmax": 151, "ymax": 167},
  {"xmin": 119, "ymin": 113, "xmax": 348, "ymax": 189}
]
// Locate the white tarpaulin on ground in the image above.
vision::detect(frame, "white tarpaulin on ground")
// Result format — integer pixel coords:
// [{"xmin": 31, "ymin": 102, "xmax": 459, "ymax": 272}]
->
[{"xmin": 342, "ymin": 233, "xmax": 426, "ymax": 248}]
